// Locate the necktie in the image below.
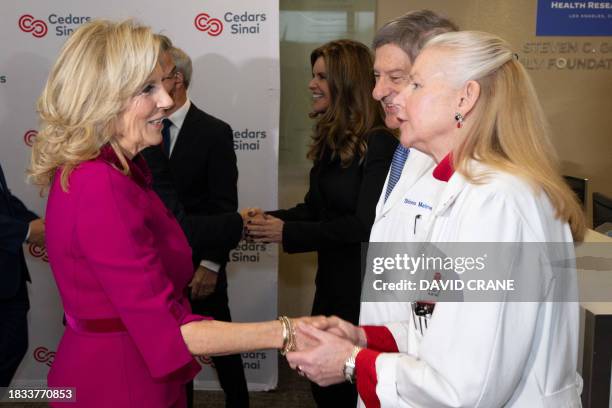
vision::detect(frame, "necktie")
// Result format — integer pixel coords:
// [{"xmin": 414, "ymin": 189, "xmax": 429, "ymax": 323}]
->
[
  {"xmin": 384, "ymin": 145, "xmax": 410, "ymax": 202},
  {"xmin": 161, "ymin": 118, "xmax": 172, "ymax": 157}
]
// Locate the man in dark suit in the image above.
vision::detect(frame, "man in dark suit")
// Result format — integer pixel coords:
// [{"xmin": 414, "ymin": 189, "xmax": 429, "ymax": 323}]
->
[
  {"xmin": 0, "ymin": 162, "xmax": 44, "ymax": 387},
  {"xmin": 142, "ymin": 42, "xmax": 249, "ymax": 407}
]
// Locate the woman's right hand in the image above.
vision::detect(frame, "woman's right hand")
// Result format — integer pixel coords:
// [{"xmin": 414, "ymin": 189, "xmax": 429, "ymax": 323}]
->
[
  {"xmin": 323, "ymin": 315, "xmax": 367, "ymax": 347},
  {"xmin": 239, "ymin": 207, "xmax": 264, "ymax": 240},
  {"xmin": 290, "ymin": 315, "xmax": 366, "ymax": 350},
  {"xmin": 291, "ymin": 315, "xmax": 328, "ymax": 351},
  {"xmin": 245, "ymin": 214, "xmax": 284, "ymax": 243}
]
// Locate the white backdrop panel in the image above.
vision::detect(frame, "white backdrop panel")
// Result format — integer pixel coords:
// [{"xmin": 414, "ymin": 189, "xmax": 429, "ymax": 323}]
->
[{"xmin": 0, "ymin": 0, "xmax": 279, "ymax": 392}]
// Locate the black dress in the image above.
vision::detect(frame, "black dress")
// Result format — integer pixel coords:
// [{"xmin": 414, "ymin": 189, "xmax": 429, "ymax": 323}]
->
[{"xmin": 269, "ymin": 128, "xmax": 397, "ymax": 407}]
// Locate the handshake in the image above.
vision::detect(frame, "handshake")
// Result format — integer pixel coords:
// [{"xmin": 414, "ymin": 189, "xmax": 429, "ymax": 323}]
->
[
  {"xmin": 239, "ymin": 208, "xmax": 284, "ymax": 244},
  {"xmin": 282, "ymin": 315, "xmax": 367, "ymax": 387}
]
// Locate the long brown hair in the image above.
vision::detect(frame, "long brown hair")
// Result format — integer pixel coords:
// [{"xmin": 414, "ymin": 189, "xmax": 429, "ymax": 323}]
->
[{"xmin": 307, "ymin": 40, "xmax": 385, "ymax": 167}]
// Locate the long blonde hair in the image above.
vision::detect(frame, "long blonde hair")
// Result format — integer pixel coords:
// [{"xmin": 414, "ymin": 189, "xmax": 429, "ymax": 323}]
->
[
  {"xmin": 426, "ymin": 31, "xmax": 586, "ymax": 241},
  {"xmin": 29, "ymin": 19, "xmax": 160, "ymax": 191}
]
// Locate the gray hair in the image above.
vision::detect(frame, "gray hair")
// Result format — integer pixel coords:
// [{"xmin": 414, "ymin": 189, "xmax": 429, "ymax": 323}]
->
[
  {"xmin": 372, "ymin": 9, "xmax": 458, "ymax": 63},
  {"xmin": 169, "ymin": 46, "xmax": 193, "ymax": 89},
  {"xmin": 156, "ymin": 33, "xmax": 173, "ymax": 52},
  {"xmin": 424, "ymin": 31, "xmax": 515, "ymax": 86}
]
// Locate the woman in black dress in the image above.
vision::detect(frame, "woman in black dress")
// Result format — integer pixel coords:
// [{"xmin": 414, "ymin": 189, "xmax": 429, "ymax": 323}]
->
[{"xmin": 247, "ymin": 39, "xmax": 397, "ymax": 407}]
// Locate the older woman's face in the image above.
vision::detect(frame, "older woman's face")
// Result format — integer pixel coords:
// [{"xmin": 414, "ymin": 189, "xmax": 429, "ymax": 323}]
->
[
  {"xmin": 393, "ymin": 47, "xmax": 461, "ymax": 157},
  {"xmin": 116, "ymin": 63, "xmax": 173, "ymax": 158},
  {"xmin": 308, "ymin": 56, "xmax": 330, "ymax": 114}
]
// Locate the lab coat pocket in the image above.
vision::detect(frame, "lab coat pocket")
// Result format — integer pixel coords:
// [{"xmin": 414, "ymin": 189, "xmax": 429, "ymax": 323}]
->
[
  {"xmin": 395, "ymin": 201, "xmax": 431, "ymax": 240},
  {"xmin": 540, "ymin": 381, "xmax": 582, "ymax": 408}
]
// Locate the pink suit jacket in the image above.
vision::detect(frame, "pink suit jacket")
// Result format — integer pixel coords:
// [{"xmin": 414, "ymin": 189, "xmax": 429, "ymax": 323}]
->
[{"xmin": 45, "ymin": 147, "xmax": 204, "ymax": 407}]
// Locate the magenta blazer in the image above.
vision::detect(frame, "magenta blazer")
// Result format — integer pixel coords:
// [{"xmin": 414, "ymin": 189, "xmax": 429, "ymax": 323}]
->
[{"xmin": 45, "ymin": 146, "xmax": 204, "ymax": 407}]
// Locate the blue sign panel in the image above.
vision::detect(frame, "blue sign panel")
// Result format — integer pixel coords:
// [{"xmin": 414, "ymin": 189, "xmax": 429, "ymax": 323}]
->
[{"xmin": 537, "ymin": 0, "xmax": 612, "ymax": 36}]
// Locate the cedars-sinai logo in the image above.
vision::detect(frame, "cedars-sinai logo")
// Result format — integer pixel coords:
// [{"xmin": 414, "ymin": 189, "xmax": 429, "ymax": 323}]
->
[
  {"xmin": 24, "ymin": 129, "xmax": 38, "ymax": 147},
  {"xmin": 18, "ymin": 14, "xmax": 48, "ymax": 38},
  {"xmin": 29, "ymin": 243, "xmax": 49, "ymax": 263},
  {"xmin": 34, "ymin": 346, "xmax": 55, "ymax": 367},
  {"xmin": 194, "ymin": 13, "xmax": 223, "ymax": 36}
]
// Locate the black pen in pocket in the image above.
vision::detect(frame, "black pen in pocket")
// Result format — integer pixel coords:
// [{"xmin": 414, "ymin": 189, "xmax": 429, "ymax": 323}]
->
[{"xmin": 414, "ymin": 214, "xmax": 422, "ymax": 235}]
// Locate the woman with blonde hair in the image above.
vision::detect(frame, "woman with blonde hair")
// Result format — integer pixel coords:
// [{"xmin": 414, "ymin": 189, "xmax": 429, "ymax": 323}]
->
[
  {"xmin": 31, "ymin": 19, "xmax": 318, "ymax": 408},
  {"xmin": 246, "ymin": 39, "xmax": 397, "ymax": 406},
  {"xmin": 286, "ymin": 31, "xmax": 585, "ymax": 407}
]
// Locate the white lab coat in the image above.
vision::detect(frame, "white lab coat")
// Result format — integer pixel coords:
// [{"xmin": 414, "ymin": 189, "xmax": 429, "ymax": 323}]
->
[
  {"xmin": 360, "ymin": 164, "xmax": 582, "ymax": 407},
  {"xmin": 360, "ymin": 148, "xmax": 445, "ymax": 325}
]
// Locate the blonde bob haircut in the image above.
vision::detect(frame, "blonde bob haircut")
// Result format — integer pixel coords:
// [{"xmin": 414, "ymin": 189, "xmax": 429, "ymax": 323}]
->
[
  {"xmin": 425, "ymin": 31, "xmax": 586, "ymax": 241},
  {"xmin": 29, "ymin": 19, "xmax": 160, "ymax": 191}
]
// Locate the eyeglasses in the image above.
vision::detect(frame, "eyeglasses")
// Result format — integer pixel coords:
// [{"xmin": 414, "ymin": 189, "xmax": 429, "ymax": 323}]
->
[{"xmin": 162, "ymin": 65, "xmax": 178, "ymax": 82}]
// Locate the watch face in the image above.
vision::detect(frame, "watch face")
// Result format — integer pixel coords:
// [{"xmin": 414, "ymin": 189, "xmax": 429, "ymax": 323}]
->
[
  {"xmin": 344, "ymin": 367, "xmax": 355, "ymax": 383},
  {"xmin": 343, "ymin": 346, "xmax": 360, "ymax": 383},
  {"xmin": 344, "ymin": 360, "xmax": 356, "ymax": 383}
]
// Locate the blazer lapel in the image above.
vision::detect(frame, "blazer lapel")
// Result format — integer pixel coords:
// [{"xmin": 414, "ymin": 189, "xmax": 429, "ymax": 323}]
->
[{"xmin": 378, "ymin": 148, "xmax": 435, "ymax": 219}]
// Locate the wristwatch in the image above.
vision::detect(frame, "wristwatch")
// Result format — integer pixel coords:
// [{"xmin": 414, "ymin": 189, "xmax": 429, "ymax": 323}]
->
[{"xmin": 343, "ymin": 346, "xmax": 362, "ymax": 383}]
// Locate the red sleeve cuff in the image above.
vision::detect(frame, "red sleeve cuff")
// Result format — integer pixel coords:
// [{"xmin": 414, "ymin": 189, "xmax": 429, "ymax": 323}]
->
[
  {"xmin": 362, "ymin": 325, "xmax": 399, "ymax": 352},
  {"xmin": 356, "ymin": 348, "xmax": 382, "ymax": 408}
]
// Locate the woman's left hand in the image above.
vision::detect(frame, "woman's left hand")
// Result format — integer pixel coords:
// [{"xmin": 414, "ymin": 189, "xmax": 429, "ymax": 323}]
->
[
  {"xmin": 286, "ymin": 323, "xmax": 354, "ymax": 386},
  {"xmin": 246, "ymin": 214, "xmax": 284, "ymax": 243}
]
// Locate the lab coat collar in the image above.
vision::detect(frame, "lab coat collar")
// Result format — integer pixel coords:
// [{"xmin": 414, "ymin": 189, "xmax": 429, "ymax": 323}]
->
[
  {"xmin": 379, "ymin": 148, "xmax": 435, "ymax": 218},
  {"xmin": 431, "ymin": 152, "xmax": 461, "ymax": 216},
  {"xmin": 434, "ymin": 159, "xmax": 498, "ymax": 217},
  {"xmin": 417, "ymin": 172, "xmax": 467, "ymax": 241},
  {"xmin": 433, "ymin": 153, "xmax": 454, "ymax": 182},
  {"xmin": 434, "ymin": 172, "xmax": 466, "ymax": 217}
]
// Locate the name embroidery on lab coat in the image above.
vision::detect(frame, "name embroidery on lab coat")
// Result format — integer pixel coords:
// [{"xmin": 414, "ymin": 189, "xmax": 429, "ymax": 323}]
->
[{"xmin": 403, "ymin": 198, "xmax": 433, "ymax": 211}]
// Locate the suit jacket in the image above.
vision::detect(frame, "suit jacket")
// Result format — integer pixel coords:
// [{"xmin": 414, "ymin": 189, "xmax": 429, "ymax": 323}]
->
[
  {"xmin": 268, "ymin": 128, "xmax": 397, "ymax": 321},
  {"xmin": 45, "ymin": 148, "xmax": 204, "ymax": 407},
  {"xmin": 0, "ymin": 163, "xmax": 38, "ymax": 299},
  {"xmin": 142, "ymin": 147, "xmax": 242, "ymax": 266},
  {"xmin": 142, "ymin": 103, "xmax": 242, "ymax": 268}
]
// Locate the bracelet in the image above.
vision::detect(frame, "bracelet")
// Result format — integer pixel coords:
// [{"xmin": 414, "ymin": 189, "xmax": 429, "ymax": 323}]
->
[{"xmin": 278, "ymin": 316, "xmax": 296, "ymax": 355}]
